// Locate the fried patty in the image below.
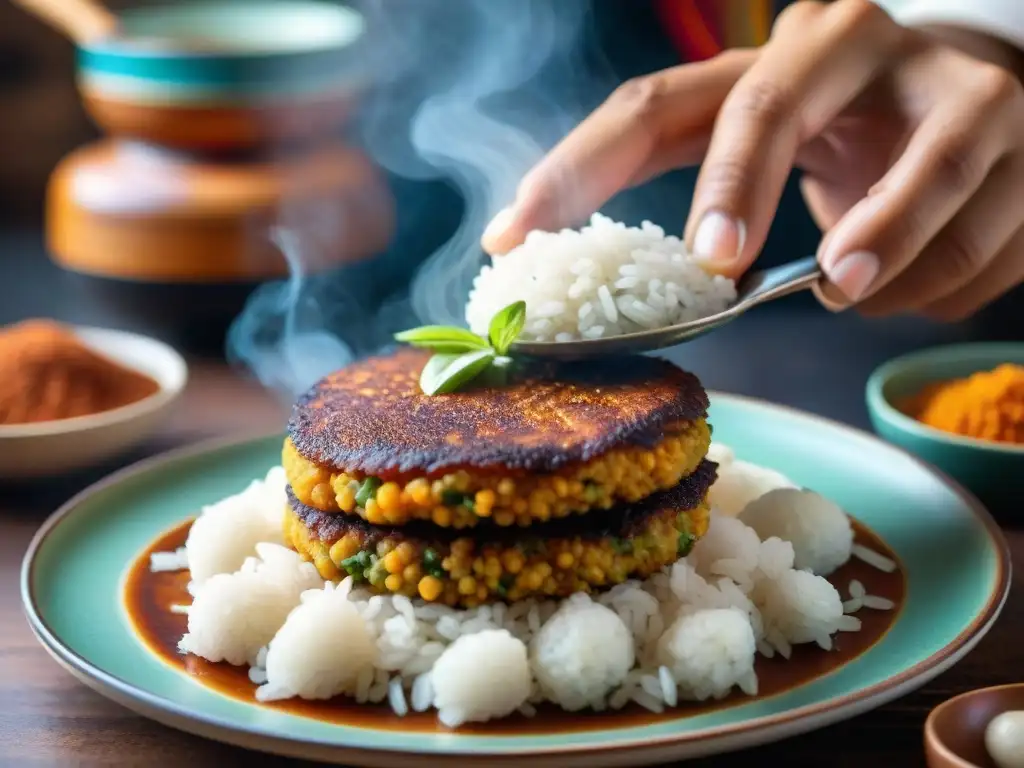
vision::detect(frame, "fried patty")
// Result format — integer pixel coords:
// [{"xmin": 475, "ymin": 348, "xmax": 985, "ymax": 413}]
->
[
  {"xmin": 283, "ymin": 417, "xmax": 711, "ymax": 528},
  {"xmin": 284, "ymin": 460, "xmax": 716, "ymax": 608},
  {"xmin": 287, "ymin": 347, "xmax": 709, "ymax": 476}
]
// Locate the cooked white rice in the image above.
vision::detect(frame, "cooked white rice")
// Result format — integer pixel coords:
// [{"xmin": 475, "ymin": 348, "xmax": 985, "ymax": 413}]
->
[
  {"xmin": 152, "ymin": 454, "xmax": 899, "ymax": 727},
  {"xmin": 255, "ymin": 581, "xmax": 377, "ymax": 703},
  {"xmin": 530, "ymin": 593, "xmax": 635, "ymax": 712},
  {"xmin": 465, "ymin": 214, "xmax": 737, "ymax": 342},
  {"xmin": 184, "ymin": 467, "xmax": 287, "ymax": 586},
  {"xmin": 739, "ymin": 488, "xmax": 854, "ymax": 576},
  {"xmin": 431, "ymin": 629, "xmax": 532, "ymax": 727},
  {"xmin": 707, "ymin": 458, "xmax": 797, "ymax": 518}
]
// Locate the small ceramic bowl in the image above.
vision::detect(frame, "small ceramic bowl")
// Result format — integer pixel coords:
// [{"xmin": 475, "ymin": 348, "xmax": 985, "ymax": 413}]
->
[
  {"xmin": 865, "ymin": 343, "xmax": 1024, "ymax": 518},
  {"xmin": 925, "ymin": 684, "xmax": 1024, "ymax": 767},
  {"xmin": 76, "ymin": 0, "xmax": 366, "ymax": 149},
  {"xmin": 0, "ymin": 326, "xmax": 187, "ymax": 479}
]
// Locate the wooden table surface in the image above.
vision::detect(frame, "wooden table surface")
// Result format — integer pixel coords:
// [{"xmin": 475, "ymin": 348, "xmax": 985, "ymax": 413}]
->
[{"xmin": 1, "ymin": 362, "xmax": 1020, "ymax": 768}]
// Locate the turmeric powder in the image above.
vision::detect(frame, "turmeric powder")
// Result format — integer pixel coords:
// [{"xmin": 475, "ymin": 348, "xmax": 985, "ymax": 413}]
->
[
  {"xmin": 0, "ymin": 319, "xmax": 160, "ymax": 425},
  {"xmin": 908, "ymin": 363, "xmax": 1024, "ymax": 445}
]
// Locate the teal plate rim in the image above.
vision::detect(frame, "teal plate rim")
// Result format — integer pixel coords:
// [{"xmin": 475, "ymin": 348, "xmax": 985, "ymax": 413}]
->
[{"xmin": 20, "ymin": 392, "xmax": 1012, "ymax": 767}]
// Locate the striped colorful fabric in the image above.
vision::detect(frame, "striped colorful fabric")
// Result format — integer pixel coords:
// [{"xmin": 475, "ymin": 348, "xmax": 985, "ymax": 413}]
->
[{"xmin": 655, "ymin": 0, "xmax": 776, "ymax": 60}]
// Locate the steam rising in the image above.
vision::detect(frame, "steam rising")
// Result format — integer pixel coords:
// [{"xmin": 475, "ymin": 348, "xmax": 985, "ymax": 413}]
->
[{"xmin": 228, "ymin": 0, "xmax": 610, "ymax": 400}]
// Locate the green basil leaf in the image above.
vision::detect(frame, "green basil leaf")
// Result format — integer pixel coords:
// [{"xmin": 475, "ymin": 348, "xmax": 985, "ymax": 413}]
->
[
  {"xmin": 487, "ymin": 301, "xmax": 527, "ymax": 356},
  {"xmin": 420, "ymin": 349, "xmax": 495, "ymax": 395},
  {"xmin": 394, "ymin": 325, "xmax": 490, "ymax": 354}
]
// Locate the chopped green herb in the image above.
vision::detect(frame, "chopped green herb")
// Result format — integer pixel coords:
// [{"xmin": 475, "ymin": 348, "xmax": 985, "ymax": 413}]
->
[
  {"xmin": 340, "ymin": 550, "xmax": 372, "ymax": 581},
  {"xmin": 609, "ymin": 537, "xmax": 634, "ymax": 555},
  {"xmin": 677, "ymin": 531, "xmax": 696, "ymax": 557},
  {"xmin": 367, "ymin": 555, "xmax": 388, "ymax": 587},
  {"xmin": 676, "ymin": 513, "xmax": 695, "ymax": 556},
  {"xmin": 496, "ymin": 574, "xmax": 516, "ymax": 598},
  {"xmin": 355, "ymin": 477, "xmax": 382, "ymax": 507},
  {"xmin": 422, "ymin": 548, "xmax": 446, "ymax": 578},
  {"xmin": 440, "ymin": 490, "xmax": 475, "ymax": 509}
]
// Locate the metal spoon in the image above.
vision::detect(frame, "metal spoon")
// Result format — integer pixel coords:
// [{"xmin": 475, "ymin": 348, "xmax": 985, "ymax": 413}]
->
[{"xmin": 510, "ymin": 256, "xmax": 823, "ymax": 360}]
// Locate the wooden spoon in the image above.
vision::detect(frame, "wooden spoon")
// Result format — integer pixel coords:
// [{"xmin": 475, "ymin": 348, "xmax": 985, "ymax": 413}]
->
[{"xmin": 12, "ymin": 0, "xmax": 118, "ymax": 44}]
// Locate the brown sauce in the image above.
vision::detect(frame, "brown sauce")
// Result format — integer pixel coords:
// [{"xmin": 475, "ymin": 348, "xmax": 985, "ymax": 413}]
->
[{"xmin": 124, "ymin": 519, "xmax": 905, "ymax": 734}]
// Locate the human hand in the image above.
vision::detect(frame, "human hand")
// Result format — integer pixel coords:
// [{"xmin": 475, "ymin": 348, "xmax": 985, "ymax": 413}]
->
[{"xmin": 482, "ymin": 0, "xmax": 1024, "ymax": 320}]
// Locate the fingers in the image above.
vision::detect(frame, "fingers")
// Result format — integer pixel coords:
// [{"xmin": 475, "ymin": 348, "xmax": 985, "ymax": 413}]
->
[
  {"xmin": 814, "ymin": 58, "xmax": 1023, "ymax": 306},
  {"xmin": 480, "ymin": 50, "xmax": 755, "ymax": 255},
  {"xmin": 684, "ymin": 0, "xmax": 907, "ymax": 277},
  {"xmin": 855, "ymin": 157, "xmax": 1024, "ymax": 315},
  {"xmin": 921, "ymin": 226, "xmax": 1024, "ymax": 322}
]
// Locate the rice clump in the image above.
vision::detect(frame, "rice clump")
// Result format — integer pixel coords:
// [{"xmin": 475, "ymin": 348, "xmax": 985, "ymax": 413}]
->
[
  {"xmin": 657, "ymin": 608, "xmax": 757, "ymax": 700},
  {"xmin": 707, "ymin": 454, "xmax": 796, "ymax": 518},
  {"xmin": 739, "ymin": 488, "xmax": 854, "ymax": 576},
  {"xmin": 531, "ymin": 593, "xmax": 634, "ymax": 711},
  {"xmin": 152, "ymin": 448, "xmax": 898, "ymax": 728},
  {"xmin": 184, "ymin": 466, "xmax": 287, "ymax": 585},
  {"xmin": 256, "ymin": 580, "xmax": 377, "ymax": 703},
  {"xmin": 431, "ymin": 629, "xmax": 532, "ymax": 727},
  {"xmin": 178, "ymin": 542, "xmax": 322, "ymax": 666},
  {"xmin": 465, "ymin": 213, "xmax": 737, "ymax": 342}
]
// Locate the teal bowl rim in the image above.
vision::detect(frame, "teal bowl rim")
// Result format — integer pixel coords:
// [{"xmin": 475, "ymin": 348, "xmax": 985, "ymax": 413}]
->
[
  {"xmin": 79, "ymin": 1, "xmax": 365, "ymax": 60},
  {"xmin": 865, "ymin": 342, "xmax": 1024, "ymax": 457}
]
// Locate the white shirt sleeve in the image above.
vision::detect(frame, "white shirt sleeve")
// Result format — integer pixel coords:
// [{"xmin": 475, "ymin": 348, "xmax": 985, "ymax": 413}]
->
[{"xmin": 872, "ymin": 0, "xmax": 1024, "ymax": 51}]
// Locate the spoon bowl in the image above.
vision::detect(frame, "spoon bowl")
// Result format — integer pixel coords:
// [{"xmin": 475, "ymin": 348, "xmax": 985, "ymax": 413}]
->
[{"xmin": 510, "ymin": 256, "xmax": 822, "ymax": 360}]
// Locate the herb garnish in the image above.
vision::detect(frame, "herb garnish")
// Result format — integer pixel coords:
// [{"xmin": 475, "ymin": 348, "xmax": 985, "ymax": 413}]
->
[{"xmin": 394, "ymin": 301, "xmax": 526, "ymax": 395}]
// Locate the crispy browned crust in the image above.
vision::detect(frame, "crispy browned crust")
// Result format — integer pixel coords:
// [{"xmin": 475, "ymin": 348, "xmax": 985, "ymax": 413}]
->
[
  {"xmin": 289, "ymin": 459, "xmax": 717, "ymax": 547},
  {"xmin": 287, "ymin": 347, "xmax": 709, "ymax": 475}
]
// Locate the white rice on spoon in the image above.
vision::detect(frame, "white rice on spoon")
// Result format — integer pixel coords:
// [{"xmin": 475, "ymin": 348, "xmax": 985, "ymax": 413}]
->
[{"xmin": 465, "ymin": 214, "xmax": 737, "ymax": 342}]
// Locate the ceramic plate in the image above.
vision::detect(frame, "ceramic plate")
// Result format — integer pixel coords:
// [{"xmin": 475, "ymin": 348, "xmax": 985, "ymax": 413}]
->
[{"xmin": 21, "ymin": 393, "xmax": 1010, "ymax": 767}]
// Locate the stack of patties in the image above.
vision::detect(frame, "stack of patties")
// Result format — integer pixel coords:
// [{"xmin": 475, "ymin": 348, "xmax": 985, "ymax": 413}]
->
[{"xmin": 281, "ymin": 348, "xmax": 717, "ymax": 608}]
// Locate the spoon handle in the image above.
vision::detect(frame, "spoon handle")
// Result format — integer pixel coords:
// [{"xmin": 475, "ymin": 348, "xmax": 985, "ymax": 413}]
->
[{"xmin": 739, "ymin": 256, "xmax": 822, "ymax": 308}]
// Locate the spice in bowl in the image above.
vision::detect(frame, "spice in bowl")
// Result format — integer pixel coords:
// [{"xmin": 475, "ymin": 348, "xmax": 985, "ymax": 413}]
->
[
  {"xmin": 0, "ymin": 320, "xmax": 160, "ymax": 425},
  {"xmin": 901, "ymin": 363, "xmax": 1024, "ymax": 446}
]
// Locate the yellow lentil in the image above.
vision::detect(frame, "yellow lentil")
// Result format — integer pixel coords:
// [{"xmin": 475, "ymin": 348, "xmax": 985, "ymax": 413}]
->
[
  {"xmin": 282, "ymin": 497, "xmax": 711, "ymax": 609},
  {"xmin": 383, "ymin": 550, "xmax": 404, "ymax": 574},
  {"xmin": 418, "ymin": 575, "xmax": 443, "ymax": 601},
  {"xmin": 282, "ymin": 418, "xmax": 711, "ymax": 528}
]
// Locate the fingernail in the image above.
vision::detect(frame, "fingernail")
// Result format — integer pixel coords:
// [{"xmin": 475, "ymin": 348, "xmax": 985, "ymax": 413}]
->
[
  {"xmin": 482, "ymin": 206, "xmax": 517, "ymax": 251},
  {"xmin": 822, "ymin": 250, "xmax": 879, "ymax": 301},
  {"xmin": 692, "ymin": 211, "xmax": 745, "ymax": 263}
]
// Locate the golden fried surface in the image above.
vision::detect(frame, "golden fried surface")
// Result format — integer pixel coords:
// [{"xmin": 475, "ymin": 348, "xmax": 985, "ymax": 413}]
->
[
  {"xmin": 287, "ymin": 347, "xmax": 709, "ymax": 476},
  {"xmin": 284, "ymin": 461, "xmax": 716, "ymax": 608},
  {"xmin": 283, "ymin": 418, "xmax": 711, "ymax": 528}
]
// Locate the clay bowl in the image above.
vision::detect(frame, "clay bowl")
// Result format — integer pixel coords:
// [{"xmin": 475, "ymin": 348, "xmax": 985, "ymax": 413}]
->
[
  {"xmin": 925, "ymin": 684, "xmax": 1024, "ymax": 767},
  {"xmin": 75, "ymin": 0, "xmax": 366, "ymax": 150},
  {"xmin": 0, "ymin": 326, "xmax": 187, "ymax": 479}
]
